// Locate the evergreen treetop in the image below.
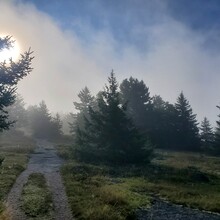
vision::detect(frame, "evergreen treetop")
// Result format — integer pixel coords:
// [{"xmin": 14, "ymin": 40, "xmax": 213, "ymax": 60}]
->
[
  {"xmin": 175, "ymin": 92, "xmax": 200, "ymax": 151},
  {"xmin": 74, "ymin": 71, "xmax": 153, "ymax": 164}
]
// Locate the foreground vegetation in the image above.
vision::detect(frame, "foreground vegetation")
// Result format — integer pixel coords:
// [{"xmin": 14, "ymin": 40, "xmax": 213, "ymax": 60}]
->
[
  {"xmin": 58, "ymin": 145, "xmax": 220, "ymax": 220},
  {"xmin": 0, "ymin": 132, "xmax": 35, "ymax": 217},
  {"xmin": 21, "ymin": 173, "xmax": 53, "ymax": 220}
]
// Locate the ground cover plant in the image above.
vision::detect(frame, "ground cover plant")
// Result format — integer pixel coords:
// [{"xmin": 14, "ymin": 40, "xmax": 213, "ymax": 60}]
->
[
  {"xmin": 0, "ymin": 132, "xmax": 35, "ymax": 217},
  {"xmin": 20, "ymin": 173, "xmax": 54, "ymax": 220},
  {"xmin": 61, "ymin": 162, "xmax": 150, "ymax": 220},
  {"xmin": 59, "ymin": 145, "xmax": 220, "ymax": 219}
]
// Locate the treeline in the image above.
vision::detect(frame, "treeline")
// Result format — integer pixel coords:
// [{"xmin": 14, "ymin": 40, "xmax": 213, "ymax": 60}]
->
[
  {"xmin": 2, "ymin": 70, "xmax": 220, "ymax": 164},
  {"xmin": 70, "ymin": 71, "xmax": 220, "ymax": 162},
  {"xmin": 1, "ymin": 35, "xmax": 219, "ymax": 165},
  {"xmin": 3, "ymin": 97, "xmax": 63, "ymax": 140}
]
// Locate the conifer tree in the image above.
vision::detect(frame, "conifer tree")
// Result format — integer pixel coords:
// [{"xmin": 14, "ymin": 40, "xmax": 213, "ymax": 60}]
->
[
  {"xmin": 6, "ymin": 94, "xmax": 27, "ymax": 131},
  {"xmin": 51, "ymin": 113, "xmax": 63, "ymax": 137},
  {"xmin": 151, "ymin": 96, "xmax": 179, "ymax": 149},
  {"xmin": 27, "ymin": 101, "xmax": 62, "ymax": 139},
  {"xmin": 214, "ymin": 105, "xmax": 220, "ymax": 154},
  {"xmin": 120, "ymin": 77, "xmax": 152, "ymax": 132},
  {"xmin": 0, "ymin": 36, "xmax": 33, "ymax": 131},
  {"xmin": 200, "ymin": 117, "xmax": 214, "ymax": 153},
  {"xmin": 27, "ymin": 101, "xmax": 52, "ymax": 138},
  {"xmin": 75, "ymin": 71, "xmax": 153, "ymax": 164},
  {"xmin": 70, "ymin": 86, "xmax": 95, "ymax": 134},
  {"xmin": 175, "ymin": 92, "xmax": 200, "ymax": 151}
]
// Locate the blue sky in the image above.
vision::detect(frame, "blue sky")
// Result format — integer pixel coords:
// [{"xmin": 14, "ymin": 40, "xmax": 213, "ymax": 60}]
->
[
  {"xmin": 20, "ymin": 0, "xmax": 220, "ymax": 50},
  {"xmin": 1, "ymin": 0, "xmax": 220, "ymax": 125}
]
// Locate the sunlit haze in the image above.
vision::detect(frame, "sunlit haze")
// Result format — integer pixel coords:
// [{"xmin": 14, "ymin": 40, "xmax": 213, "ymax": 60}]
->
[
  {"xmin": 0, "ymin": 39, "xmax": 20, "ymax": 63},
  {"xmin": 0, "ymin": 0, "xmax": 220, "ymax": 125}
]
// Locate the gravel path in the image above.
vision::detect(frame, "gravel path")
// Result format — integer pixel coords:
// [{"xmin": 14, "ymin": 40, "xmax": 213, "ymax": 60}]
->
[
  {"xmin": 5, "ymin": 140, "xmax": 73, "ymax": 220},
  {"xmin": 137, "ymin": 197, "xmax": 220, "ymax": 220}
]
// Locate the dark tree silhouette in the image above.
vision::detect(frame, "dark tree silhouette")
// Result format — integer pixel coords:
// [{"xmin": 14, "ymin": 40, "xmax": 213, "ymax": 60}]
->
[
  {"xmin": 214, "ymin": 105, "xmax": 220, "ymax": 154},
  {"xmin": 70, "ymin": 86, "xmax": 95, "ymax": 134},
  {"xmin": 151, "ymin": 95, "xmax": 179, "ymax": 149},
  {"xmin": 0, "ymin": 36, "xmax": 33, "ymax": 131},
  {"xmin": 175, "ymin": 92, "xmax": 200, "ymax": 151},
  {"xmin": 120, "ymin": 77, "xmax": 153, "ymax": 133},
  {"xmin": 200, "ymin": 117, "xmax": 214, "ymax": 153},
  {"xmin": 75, "ymin": 71, "xmax": 153, "ymax": 164}
]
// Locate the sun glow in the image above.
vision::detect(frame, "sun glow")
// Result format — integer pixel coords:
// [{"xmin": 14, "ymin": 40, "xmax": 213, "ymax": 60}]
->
[{"xmin": 0, "ymin": 39, "xmax": 20, "ymax": 63}]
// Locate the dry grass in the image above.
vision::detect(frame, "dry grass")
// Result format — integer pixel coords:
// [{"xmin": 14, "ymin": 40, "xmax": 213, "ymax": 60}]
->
[
  {"xmin": 0, "ymin": 133, "xmax": 35, "ymax": 217},
  {"xmin": 58, "ymin": 144, "xmax": 220, "ymax": 219}
]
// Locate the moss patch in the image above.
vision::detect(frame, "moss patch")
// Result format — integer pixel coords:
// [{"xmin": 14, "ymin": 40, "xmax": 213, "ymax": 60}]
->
[{"xmin": 20, "ymin": 173, "xmax": 54, "ymax": 219}]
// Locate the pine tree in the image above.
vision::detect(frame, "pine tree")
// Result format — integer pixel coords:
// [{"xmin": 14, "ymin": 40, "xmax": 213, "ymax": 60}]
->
[
  {"xmin": 120, "ymin": 77, "xmax": 152, "ymax": 132},
  {"xmin": 151, "ymin": 96, "xmax": 179, "ymax": 149},
  {"xmin": 0, "ymin": 36, "xmax": 33, "ymax": 131},
  {"xmin": 70, "ymin": 87, "xmax": 95, "ymax": 134},
  {"xmin": 27, "ymin": 101, "xmax": 60, "ymax": 139},
  {"xmin": 175, "ymin": 92, "xmax": 200, "ymax": 151},
  {"xmin": 6, "ymin": 94, "xmax": 27, "ymax": 131},
  {"xmin": 214, "ymin": 106, "xmax": 220, "ymax": 154},
  {"xmin": 75, "ymin": 71, "xmax": 153, "ymax": 164},
  {"xmin": 51, "ymin": 113, "xmax": 63, "ymax": 138},
  {"xmin": 200, "ymin": 117, "xmax": 214, "ymax": 153}
]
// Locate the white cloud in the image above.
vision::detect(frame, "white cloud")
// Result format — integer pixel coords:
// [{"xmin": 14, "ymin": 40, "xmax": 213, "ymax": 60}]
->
[
  {"xmin": 0, "ymin": 0, "xmax": 220, "ymax": 126},
  {"xmin": 0, "ymin": 0, "xmax": 105, "ymax": 113}
]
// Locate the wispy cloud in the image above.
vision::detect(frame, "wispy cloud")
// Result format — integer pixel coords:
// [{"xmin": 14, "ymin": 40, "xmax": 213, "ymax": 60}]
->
[{"xmin": 0, "ymin": 0, "xmax": 220, "ymax": 125}]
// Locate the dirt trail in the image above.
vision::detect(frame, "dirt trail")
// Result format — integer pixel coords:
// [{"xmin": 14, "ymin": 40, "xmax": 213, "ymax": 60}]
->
[{"xmin": 5, "ymin": 140, "xmax": 73, "ymax": 220}]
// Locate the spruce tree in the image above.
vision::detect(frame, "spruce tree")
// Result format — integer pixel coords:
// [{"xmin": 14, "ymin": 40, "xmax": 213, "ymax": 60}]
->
[
  {"xmin": 6, "ymin": 94, "xmax": 27, "ymax": 131},
  {"xmin": 51, "ymin": 113, "xmax": 63, "ymax": 138},
  {"xmin": 27, "ymin": 101, "xmax": 52, "ymax": 138},
  {"xmin": 0, "ymin": 36, "xmax": 33, "ymax": 131},
  {"xmin": 75, "ymin": 71, "xmax": 153, "ymax": 164},
  {"xmin": 151, "ymin": 96, "xmax": 179, "ymax": 149},
  {"xmin": 120, "ymin": 77, "xmax": 152, "ymax": 132},
  {"xmin": 175, "ymin": 92, "xmax": 200, "ymax": 151},
  {"xmin": 214, "ymin": 106, "xmax": 220, "ymax": 154},
  {"xmin": 200, "ymin": 117, "xmax": 214, "ymax": 153},
  {"xmin": 27, "ymin": 101, "xmax": 62, "ymax": 139},
  {"xmin": 70, "ymin": 87, "xmax": 95, "ymax": 134}
]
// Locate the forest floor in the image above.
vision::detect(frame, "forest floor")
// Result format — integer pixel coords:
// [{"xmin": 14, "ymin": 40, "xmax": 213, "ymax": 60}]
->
[{"xmin": 2, "ymin": 139, "xmax": 73, "ymax": 220}]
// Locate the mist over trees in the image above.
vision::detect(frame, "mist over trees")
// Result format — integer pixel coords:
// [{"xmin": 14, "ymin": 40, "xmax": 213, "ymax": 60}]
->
[
  {"xmin": 69, "ymin": 86, "xmax": 95, "ymax": 135},
  {"xmin": 214, "ymin": 105, "xmax": 220, "ymax": 154},
  {"xmin": 6, "ymin": 94, "xmax": 27, "ymax": 132},
  {"xmin": 69, "ymin": 71, "xmax": 220, "ymax": 162},
  {"xmin": 200, "ymin": 117, "xmax": 214, "ymax": 153},
  {"xmin": 73, "ymin": 72, "xmax": 153, "ymax": 164},
  {"xmin": 1, "ymin": 43, "xmax": 220, "ymax": 163},
  {"xmin": 0, "ymin": 36, "xmax": 33, "ymax": 131},
  {"xmin": 120, "ymin": 77, "xmax": 152, "ymax": 132},
  {"xmin": 27, "ymin": 101, "xmax": 62, "ymax": 139}
]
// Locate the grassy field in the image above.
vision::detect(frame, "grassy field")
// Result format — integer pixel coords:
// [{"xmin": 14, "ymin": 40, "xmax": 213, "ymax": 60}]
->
[
  {"xmin": 0, "ymin": 132, "xmax": 35, "ymax": 218},
  {"xmin": 20, "ymin": 173, "xmax": 54, "ymax": 220},
  {"xmin": 58, "ymin": 145, "xmax": 220, "ymax": 219}
]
